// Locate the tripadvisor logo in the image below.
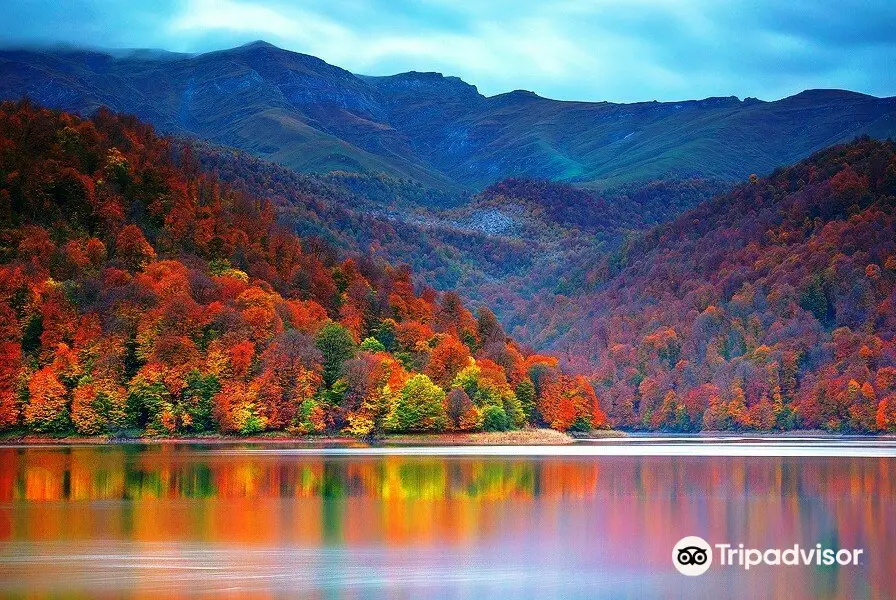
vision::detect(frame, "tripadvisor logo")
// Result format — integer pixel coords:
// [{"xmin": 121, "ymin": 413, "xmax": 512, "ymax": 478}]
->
[
  {"xmin": 673, "ymin": 536, "xmax": 864, "ymax": 576},
  {"xmin": 673, "ymin": 536, "xmax": 712, "ymax": 576}
]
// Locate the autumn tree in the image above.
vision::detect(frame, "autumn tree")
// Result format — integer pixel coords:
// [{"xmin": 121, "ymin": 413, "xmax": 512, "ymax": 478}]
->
[
  {"xmin": 538, "ymin": 374, "xmax": 606, "ymax": 432},
  {"xmin": 25, "ymin": 366, "xmax": 69, "ymax": 433},
  {"xmin": 876, "ymin": 396, "xmax": 896, "ymax": 432},
  {"xmin": 425, "ymin": 335, "xmax": 472, "ymax": 388},
  {"xmin": 385, "ymin": 374, "xmax": 448, "ymax": 432},
  {"xmin": 446, "ymin": 387, "xmax": 481, "ymax": 431},
  {"xmin": 213, "ymin": 380, "xmax": 265, "ymax": 434},
  {"xmin": 0, "ymin": 340, "xmax": 22, "ymax": 429},
  {"xmin": 115, "ymin": 225, "xmax": 156, "ymax": 271}
]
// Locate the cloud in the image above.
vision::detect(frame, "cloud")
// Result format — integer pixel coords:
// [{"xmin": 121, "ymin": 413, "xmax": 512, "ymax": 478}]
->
[
  {"xmin": 1, "ymin": 0, "xmax": 894, "ymax": 102},
  {"xmin": 163, "ymin": 0, "xmax": 594, "ymax": 87},
  {"xmin": 169, "ymin": 0, "xmax": 347, "ymax": 42}
]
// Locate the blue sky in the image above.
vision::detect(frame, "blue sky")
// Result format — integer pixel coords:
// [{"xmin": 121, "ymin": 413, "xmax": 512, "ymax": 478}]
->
[{"xmin": 3, "ymin": 0, "xmax": 894, "ymax": 102}]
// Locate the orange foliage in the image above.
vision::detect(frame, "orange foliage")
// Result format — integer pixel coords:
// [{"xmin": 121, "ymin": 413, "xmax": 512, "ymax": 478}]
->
[
  {"xmin": 538, "ymin": 374, "xmax": 605, "ymax": 432},
  {"xmin": 0, "ymin": 342, "xmax": 21, "ymax": 428},
  {"xmin": 425, "ymin": 336, "xmax": 471, "ymax": 388},
  {"xmin": 25, "ymin": 366, "xmax": 68, "ymax": 432},
  {"xmin": 230, "ymin": 341, "xmax": 255, "ymax": 379},
  {"xmin": 115, "ymin": 224, "xmax": 156, "ymax": 270}
]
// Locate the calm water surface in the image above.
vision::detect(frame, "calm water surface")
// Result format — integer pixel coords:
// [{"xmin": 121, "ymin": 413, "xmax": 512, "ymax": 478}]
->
[{"xmin": 0, "ymin": 442, "xmax": 893, "ymax": 599}]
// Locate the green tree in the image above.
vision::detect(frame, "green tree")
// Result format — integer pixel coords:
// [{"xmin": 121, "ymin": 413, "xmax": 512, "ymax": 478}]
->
[
  {"xmin": 482, "ymin": 405, "xmax": 510, "ymax": 431},
  {"xmin": 799, "ymin": 275, "xmax": 832, "ymax": 324},
  {"xmin": 315, "ymin": 322, "xmax": 357, "ymax": 388},
  {"xmin": 453, "ymin": 365, "xmax": 481, "ymax": 400},
  {"xmin": 20, "ymin": 314, "xmax": 43, "ymax": 357},
  {"xmin": 374, "ymin": 319, "xmax": 398, "ymax": 352},
  {"xmin": 502, "ymin": 391, "xmax": 526, "ymax": 428},
  {"xmin": 360, "ymin": 336, "xmax": 386, "ymax": 353},
  {"xmin": 180, "ymin": 371, "xmax": 220, "ymax": 432},
  {"xmin": 125, "ymin": 372, "xmax": 173, "ymax": 434},
  {"xmin": 515, "ymin": 380, "xmax": 536, "ymax": 422},
  {"xmin": 385, "ymin": 374, "xmax": 448, "ymax": 432}
]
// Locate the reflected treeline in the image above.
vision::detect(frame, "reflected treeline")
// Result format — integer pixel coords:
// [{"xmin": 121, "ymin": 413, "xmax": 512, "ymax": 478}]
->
[
  {"xmin": 0, "ymin": 446, "xmax": 893, "ymax": 504},
  {"xmin": 0, "ymin": 446, "xmax": 894, "ymax": 600}
]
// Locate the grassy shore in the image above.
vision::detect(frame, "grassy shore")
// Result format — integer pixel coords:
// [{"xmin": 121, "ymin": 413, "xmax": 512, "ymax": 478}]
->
[{"xmin": 0, "ymin": 427, "xmax": 578, "ymax": 446}]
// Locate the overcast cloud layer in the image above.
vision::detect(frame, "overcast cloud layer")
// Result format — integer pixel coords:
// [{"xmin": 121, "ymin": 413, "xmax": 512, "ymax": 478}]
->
[{"xmin": 3, "ymin": 0, "xmax": 894, "ymax": 102}]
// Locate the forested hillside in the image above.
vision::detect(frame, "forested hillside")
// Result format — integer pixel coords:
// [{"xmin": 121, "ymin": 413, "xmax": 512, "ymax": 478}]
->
[
  {"xmin": 187, "ymin": 140, "xmax": 723, "ymax": 328},
  {"xmin": 530, "ymin": 138, "xmax": 896, "ymax": 432},
  {"xmin": 0, "ymin": 101, "xmax": 605, "ymax": 437},
  {"xmin": 2, "ymin": 101, "xmax": 893, "ymax": 435},
  {"xmin": 181, "ymin": 140, "xmax": 527, "ymax": 292}
]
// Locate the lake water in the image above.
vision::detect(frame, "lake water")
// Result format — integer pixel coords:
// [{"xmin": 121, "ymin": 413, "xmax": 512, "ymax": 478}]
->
[{"xmin": 0, "ymin": 440, "xmax": 893, "ymax": 599}]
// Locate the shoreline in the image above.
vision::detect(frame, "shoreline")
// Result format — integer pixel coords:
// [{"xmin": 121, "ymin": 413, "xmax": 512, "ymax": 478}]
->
[
  {"xmin": 0, "ymin": 428, "xmax": 577, "ymax": 447},
  {"xmin": 2, "ymin": 428, "xmax": 894, "ymax": 447}
]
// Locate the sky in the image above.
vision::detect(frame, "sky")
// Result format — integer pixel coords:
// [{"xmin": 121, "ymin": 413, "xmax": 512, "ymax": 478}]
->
[{"xmin": 2, "ymin": 0, "xmax": 894, "ymax": 102}]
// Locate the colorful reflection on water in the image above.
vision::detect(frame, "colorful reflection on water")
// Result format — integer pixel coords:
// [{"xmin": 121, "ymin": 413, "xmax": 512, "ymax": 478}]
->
[{"xmin": 0, "ymin": 445, "xmax": 892, "ymax": 599}]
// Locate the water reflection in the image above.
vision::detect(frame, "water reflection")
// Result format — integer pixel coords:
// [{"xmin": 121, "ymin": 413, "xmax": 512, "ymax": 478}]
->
[{"xmin": 0, "ymin": 445, "xmax": 892, "ymax": 599}]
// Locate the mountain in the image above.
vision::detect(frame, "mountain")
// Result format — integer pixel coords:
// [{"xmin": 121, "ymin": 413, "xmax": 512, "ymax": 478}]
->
[
  {"xmin": 522, "ymin": 137, "xmax": 896, "ymax": 432},
  {"xmin": 2, "ymin": 42, "xmax": 895, "ymax": 190},
  {"xmin": 0, "ymin": 101, "xmax": 606, "ymax": 437},
  {"xmin": 0, "ymin": 42, "xmax": 456, "ymax": 190}
]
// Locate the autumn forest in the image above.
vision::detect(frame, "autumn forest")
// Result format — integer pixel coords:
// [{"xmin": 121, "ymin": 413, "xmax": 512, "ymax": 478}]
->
[
  {"xmin": 0, "ymin": 101, "xmax": 603, "ymax": 437},
  {"xmin": 1, "ymin": 100, "xmax": 895, "ymax": 437}
]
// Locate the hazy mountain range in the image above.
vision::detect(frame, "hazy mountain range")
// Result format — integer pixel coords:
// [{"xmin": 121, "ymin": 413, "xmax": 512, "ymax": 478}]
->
[{"xmin": 2, "ymin": 40, "xmax": 895, "ymax": 191}]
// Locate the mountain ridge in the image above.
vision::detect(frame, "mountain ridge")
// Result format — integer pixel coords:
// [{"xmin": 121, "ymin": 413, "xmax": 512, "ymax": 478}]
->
[{"xmin": 2, "ymin": 41, "xmax": 894, "ymax": 191}]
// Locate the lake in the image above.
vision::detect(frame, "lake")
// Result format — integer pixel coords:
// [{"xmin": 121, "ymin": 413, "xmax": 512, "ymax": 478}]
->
[{"xmin": 0, "ymin": 439, "xmax": 893, "ymax": 599}]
